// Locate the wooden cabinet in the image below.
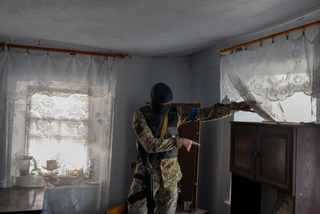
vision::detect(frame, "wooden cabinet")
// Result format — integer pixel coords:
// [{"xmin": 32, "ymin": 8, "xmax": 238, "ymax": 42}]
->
[
  {"xmin": 230, "ymin": 122, "xmax": 320, "ymax": 214},
  {"xmin": 230, "ymin": 123, "xmax": 294, "ymax": 193}
]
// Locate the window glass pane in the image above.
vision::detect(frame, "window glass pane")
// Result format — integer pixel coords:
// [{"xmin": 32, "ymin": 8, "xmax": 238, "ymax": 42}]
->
[
  {"xmin": 29, "ymin": 120, "xmax": 88, "ymax": 138},
  {"xmin": 30, "ymin": 93, "xmax": 89, "ymax": 120},
  {"xmin": 234, "ymin": 91, "xmax": 316, "ymax": 122},
  {"xmin": 27, "ymin": 93, "xmax": 89, "ymax": 174},
  {"xmin": 234, "ymin": 97, "xmax": 263, "ymax": 122},
  {"xmin": 278, "ymin": 92, "xmax": 316, "ymax": 122}
]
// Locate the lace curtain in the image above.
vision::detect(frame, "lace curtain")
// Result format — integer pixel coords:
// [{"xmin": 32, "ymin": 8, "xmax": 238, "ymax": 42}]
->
[
  {"xmin": 0, "ymin": 50, "xmax": 115, "ymax": 213},
  {"xmin": 221, "ymin": 27, "xmax": 320, "ymax": 123}
]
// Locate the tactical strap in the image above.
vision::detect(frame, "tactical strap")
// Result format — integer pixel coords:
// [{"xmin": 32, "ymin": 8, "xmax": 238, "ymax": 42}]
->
[
  {"xmin": 128, "ymin": 114, "xmax": 169, "ymax": 206},
  {"xmin": 127, "ymin": 174, "xmax": 146, "ymax": 204},
  {"xmin": 148, "ymin": 113, "xmax": 168, "ymax": 167},
  {"xmin": 134, "ymin": 173, "xmax": 145, "ymax": 180},
  {"xmin": 127, "ymin": 190, "xmax": 147, "ymax": 204},
  {"xmin": 160, "ymin": 113, "xmax": 168, "ymax": 138}
]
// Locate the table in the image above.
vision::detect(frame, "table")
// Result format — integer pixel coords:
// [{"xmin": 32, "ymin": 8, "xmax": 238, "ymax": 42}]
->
[
  {"xmin": 0, "ymin": 184, "xmax": 100, "ymax": 214},
  {"xmin": 42, "ymin": 184, "xmax": 100, "ymax": 214},
  {"xmin": 0, "ymin": 187, "xmax": 44, "ymax": 213}
]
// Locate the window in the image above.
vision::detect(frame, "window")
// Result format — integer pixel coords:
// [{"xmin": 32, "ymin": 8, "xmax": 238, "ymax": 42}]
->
[
  {"xmin": 232, "ymin": 74, "xmax": 317, "ymax": 123},
  {"xmin": 26, "ymin": 92, "xmax": 90, "ymax": 173}
]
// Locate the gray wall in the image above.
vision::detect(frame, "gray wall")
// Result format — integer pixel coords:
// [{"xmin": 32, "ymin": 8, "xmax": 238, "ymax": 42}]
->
[
  {"xmin": 191, "ymin": 46, "xmax": 234, "ymax": 214},
  {"xmin": 109, "ymin": 55, "xmax": 194, "ymax": 207},
  {"xmin": 108, "ymin": 47, "xmax": 235, "ymax": 214}
]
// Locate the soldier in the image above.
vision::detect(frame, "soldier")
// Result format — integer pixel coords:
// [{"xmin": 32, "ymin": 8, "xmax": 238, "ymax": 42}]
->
[{"xmin": 127, "ymin": 82, "xmax": 253, "ymax": 214}]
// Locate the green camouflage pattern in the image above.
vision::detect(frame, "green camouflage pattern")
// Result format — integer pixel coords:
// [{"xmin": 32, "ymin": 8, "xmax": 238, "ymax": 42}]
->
[
  {"xmin": 127, "ymin": 102, "xmax": 238, "ymax": 213},
  {"xmin": 127, "ymin": 162, "xmax": 179, "ymax": 214}
]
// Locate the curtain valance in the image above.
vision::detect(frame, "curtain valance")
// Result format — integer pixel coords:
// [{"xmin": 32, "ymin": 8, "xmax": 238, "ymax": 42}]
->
[{"xmin": 221, "ymin": 28, "xmax": 320, "ymax": 122}]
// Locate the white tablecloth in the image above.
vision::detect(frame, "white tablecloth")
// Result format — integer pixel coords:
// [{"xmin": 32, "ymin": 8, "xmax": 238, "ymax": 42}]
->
[{"xmin": 42, "ymin": 184, "xmax": 100, "ymax": 214}]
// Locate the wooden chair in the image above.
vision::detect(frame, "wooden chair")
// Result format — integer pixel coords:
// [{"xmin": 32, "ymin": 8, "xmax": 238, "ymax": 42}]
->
[{"xmin": 106, "ymin": 202, "xmax": 127, "ymax": 214}]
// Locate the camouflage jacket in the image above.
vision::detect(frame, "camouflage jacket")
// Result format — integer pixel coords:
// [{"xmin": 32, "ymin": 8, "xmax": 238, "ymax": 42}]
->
[{"xmin": 132, "ymin": 102, "xmax": 238, "ymax": 188}]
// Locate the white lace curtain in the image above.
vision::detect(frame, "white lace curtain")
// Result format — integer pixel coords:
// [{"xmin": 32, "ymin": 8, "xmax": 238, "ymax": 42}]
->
[
  {"xmin": 0, "ymin": 50, "xmax": 116, "ymax": 213},
  {"xmin": 221, "ymin": 27, "xmax": 320, "ymax": 123}
]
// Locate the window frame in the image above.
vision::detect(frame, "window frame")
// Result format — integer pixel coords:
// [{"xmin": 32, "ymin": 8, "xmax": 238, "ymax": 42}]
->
[{"xmin": 24, "ymin": 89, "xmax": 93, "ymax": 173}]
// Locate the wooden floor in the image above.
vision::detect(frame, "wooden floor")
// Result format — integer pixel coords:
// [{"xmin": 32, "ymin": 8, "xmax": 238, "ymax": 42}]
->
[
  {"xmin": 106, "ymin": 202, "xmax": 127, "ymax": 214},
  {"xmin": 106, "ymin": 203, "xmax": 208, "ymax": 214}
]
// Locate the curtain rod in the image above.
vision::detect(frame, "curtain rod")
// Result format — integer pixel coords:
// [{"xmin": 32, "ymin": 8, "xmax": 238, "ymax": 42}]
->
[
  {"xmin": 220, "ymin": 20, "xmax": 320, "ymax": 55},
  {"xmin": 0, "ymin": 42, "xmax": 131, "ymax": 59}
]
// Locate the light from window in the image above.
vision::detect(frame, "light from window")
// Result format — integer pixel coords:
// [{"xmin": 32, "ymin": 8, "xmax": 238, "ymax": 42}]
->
[
  {"xmin": 27, "ymin": 92, "xmax": 90, "ymax": 173},
  {"xmin": 234, "ymin": 92, "xmax": 316, "ymax": 122}
]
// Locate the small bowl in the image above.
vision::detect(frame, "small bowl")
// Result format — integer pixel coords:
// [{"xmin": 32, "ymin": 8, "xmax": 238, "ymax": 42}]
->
[
  {"xmin": 42, "ymin": 165, "xmax": 60, "ymax": 171},
  {"xmin": 58, "ymin": 175, "xmax": 78, "ymax": 185}
]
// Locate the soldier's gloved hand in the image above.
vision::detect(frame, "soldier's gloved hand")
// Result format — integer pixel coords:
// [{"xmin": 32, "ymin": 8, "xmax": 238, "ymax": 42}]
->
[
  {"xmin": 234, "ymin": 101, "xmax": 255, "ymax": 112},
  {"xmin": 180, "ymin": 138, "xmax": 200, "ymax": 152}
]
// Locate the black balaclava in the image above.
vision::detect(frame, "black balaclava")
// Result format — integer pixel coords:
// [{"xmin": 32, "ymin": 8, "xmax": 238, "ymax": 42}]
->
[{"xmin": 150, "ymin": 82, "xmax": 173, "ymax": 115}]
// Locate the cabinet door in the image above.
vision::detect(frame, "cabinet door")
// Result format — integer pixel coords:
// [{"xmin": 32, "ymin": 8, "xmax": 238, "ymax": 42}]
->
[
  {"xmin": 230, "ymin": 124, "xmax": 256, "ymax": 181},
  {"xmin": 256, "ymin": 126, "xmax": 294, "ymax": 193}
]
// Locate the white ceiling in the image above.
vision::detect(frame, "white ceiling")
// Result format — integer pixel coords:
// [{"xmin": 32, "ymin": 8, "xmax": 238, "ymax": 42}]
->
[{"xmin": 0, "ymin": 0, "xmax": 319, "ymax": 57}]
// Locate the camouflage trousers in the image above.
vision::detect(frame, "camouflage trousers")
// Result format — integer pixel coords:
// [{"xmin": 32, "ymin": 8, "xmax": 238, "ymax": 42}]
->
[{"xmin": 127, "ymin": 170, "xmax": 179, "ymax": 214}]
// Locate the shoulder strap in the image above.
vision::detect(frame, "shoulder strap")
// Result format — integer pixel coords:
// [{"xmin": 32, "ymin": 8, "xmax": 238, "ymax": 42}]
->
[
  {"xmin": 160, "ymin": 114, "xmax": 168, "ymax": 138},
  {"xmin": 147, "ymin": 113, "xmax": 168, "ymax": 168}
]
